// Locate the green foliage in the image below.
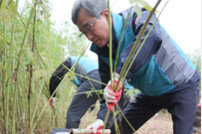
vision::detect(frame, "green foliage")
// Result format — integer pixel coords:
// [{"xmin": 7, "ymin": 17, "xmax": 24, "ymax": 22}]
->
[
  {"xmin": 188, "ymin": 49, "xmax": 201, "ymax": 76},
  {"xmin": 129, "ymin": 0, "xmax": 153, "ymax": 18},
  {"xmin": 0, "ymin": 0, "xmax": 88, "ymax": 133}
]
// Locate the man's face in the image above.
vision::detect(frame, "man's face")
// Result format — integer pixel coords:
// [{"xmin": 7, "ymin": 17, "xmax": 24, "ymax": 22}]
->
[{"xmin": 76, "ymin": 8, "xmax": 110, "ymax": 48}]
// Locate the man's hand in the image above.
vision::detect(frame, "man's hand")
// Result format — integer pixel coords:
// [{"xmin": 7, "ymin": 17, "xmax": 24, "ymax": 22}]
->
[
  {"xmin": 48, "ymin": 97, "xmax": 56, "ymax": 106},
  {"xmin": 104, "ymin": 73, "xmax": 123, "ymax": 111},
  {"xmin": 87, "ymin": 119, "xmax": 104, "ymax": 134}
]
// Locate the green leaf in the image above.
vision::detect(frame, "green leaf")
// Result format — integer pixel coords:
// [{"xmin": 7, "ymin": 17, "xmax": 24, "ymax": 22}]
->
[
  {"xmin": 129, "ymin": 0, "xmax": 137, "ymax": 5},
  {"xmin": 86, "ymin": 91, "xmax": 92, "ymax": 98},
  {"xmin": 26, "ymin": 47, "xmax": 34, "ymax": 61},
  {"xmin": 0, "ymin": 65, "xmax": 5, "ymax": 70},
  {"xmin": 33, "ymin": 69, "xmax": 43, "ymax": 80},
  {"xmin": 10, "ymin": 0, "xmax": 15, "ymax": 11},
  {"xmin": 137, "ymin": 0, "xmax": 153, "ymax": 12}
]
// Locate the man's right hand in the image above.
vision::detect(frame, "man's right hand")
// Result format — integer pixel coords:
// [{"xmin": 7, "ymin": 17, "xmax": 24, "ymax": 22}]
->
[
  {"xmin": 87, "ymin": 119, "xmax": 104, "ymax": 134},
  {"xmin": 103, "ymin": 73, "xmax": 123, "ymax": 111},
  {"xmin": 48, "ymin": 97, "xmax": 56, "ymax": 106},
  {"xmin": 104, "ymin": 81, "xmax": 122, "ymax": 111}
]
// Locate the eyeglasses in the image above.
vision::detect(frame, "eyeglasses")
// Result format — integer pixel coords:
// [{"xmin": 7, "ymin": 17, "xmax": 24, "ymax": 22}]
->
[{"xmin": 79, "ymin": 15, "xmax": 100, "ymax": 37}]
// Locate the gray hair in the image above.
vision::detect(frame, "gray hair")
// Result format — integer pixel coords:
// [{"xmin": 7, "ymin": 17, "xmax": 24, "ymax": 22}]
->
[{"xmin": 72, "ymin": 0, "xmax": 107, "ymax": 24}]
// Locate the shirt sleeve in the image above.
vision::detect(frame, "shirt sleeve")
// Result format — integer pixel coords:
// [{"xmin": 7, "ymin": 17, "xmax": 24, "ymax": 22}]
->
[{"xmin": 49, "ymin": 58, "xmax": 71, "ymax": 97}]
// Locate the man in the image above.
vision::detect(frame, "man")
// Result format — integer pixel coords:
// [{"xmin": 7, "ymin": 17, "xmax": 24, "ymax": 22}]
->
[
  {"xmin": 71, "ymin": 0, "xmax": 200, "ymax": 134},
  {"xmin": 49, "ymin": 56, "xmax": 130, "ymax": 130}
]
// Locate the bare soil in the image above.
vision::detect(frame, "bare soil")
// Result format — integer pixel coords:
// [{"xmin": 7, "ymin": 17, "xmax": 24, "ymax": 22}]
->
[
  {"xmin": 136, "ymin": 111, "xmax": 201, "ymax": 134},
  {"xmin": 136, "ymin": 111, "xmax": 173, "ymax": 134}
]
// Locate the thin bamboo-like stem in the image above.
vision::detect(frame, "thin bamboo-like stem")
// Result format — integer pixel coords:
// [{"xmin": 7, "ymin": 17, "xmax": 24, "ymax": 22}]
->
[
  {"xmin": 11, "ymin": 1, "xmax": 35, "ymax": 133},
  {"xmin": 27, "ymin": 63, "xmax": 33, "ymax": 134},
  {"xmin": 113, "ymin": 8, "xmax": 132, "ymax": 73},
  {"xmin": 15, "ymin": 1, "xmax": 34, "ymax": 73},
  {"xmin": 27, "ymin": 0, "xmax": 37, "ymax": 133},
  {"xmin": 2, "ymin": 69, "xmax": 6, "ymax": 134},
  {"xmin": 30, "ymin": 80, "xmax": 44, "ymax": 128},
  {"xmin": 112, "ymin": 108, "xmax": 120, "ymax": 134},
  {"xmin": 77, "ymin": 63, "xmax": 102, "ymax": 101},
  {"xmin": 70, "ymin": 46, "xmax": 102, "ymax": 101},
  {"xmin": 0, "ymin": 0, "xmax": 3, "ymax": 9},
  {"xmin": 116, "ymin": 104, "xmax": 136, "ymax": 133},
  {"xmin": 31, "ymin": 93, "xmax": 58, "ymax": 132},
  {"xmin": 102, "ymin": 109, "xmax": 110, "ymax": 134},
  {"xmin": 10, "ymin": 0, "xmax": 19, "ymax": 133},
  {"xmin": 10, "ymin": 0, "xmax": 19, "ymax": 50},
  {"xmin": 6, "ymin": 63, "xmax": 11, "ymax": 134},
  {"xmin": 116, "ymin": 0, "xmax": 162, "ymax": 91},
  {"xmin": 73, "ymin": 90, "xmax": 102, "ymax": 96},
  {"xmin": 102, "ymin": 1, "xmax": 119, "ymax": 133},
  {"xmin": 107, "ymin": 0, "xmax": 113, "ymax": 83},
  {"xmin": 32, "ymin": 0, "xmax": 37, "ymax": 52},
  {"xmin": 2, "ymin": 12, "xmax": 10, "ymax": 134}
]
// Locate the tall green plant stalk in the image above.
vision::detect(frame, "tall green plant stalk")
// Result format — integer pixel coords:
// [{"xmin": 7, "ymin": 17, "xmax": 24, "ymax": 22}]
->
[
  {"xmin": 102, "ymin": 109, "xmax": 110, "ymax": 134},
  {"xmin": 70, "ymin": 46, "xmax": 103, "ymax": 101},
  {"xmin": 107, "ymin": 0, "xmax": 113, "ymax": 82},
  {"xmin": 10, "ymin": 0, "xmax": 19, "ymax": 133},
  {"xmin": 116, "ymin": 0, "xmax": 162, "ymax": 91},
  {"xmin": 116, "ymin": 104, "xmax": 136, "ymax": 133},
  {"xmin": 30, "ymin": 81, "xmax": 44, "ymax": 128},
  {"xmin": 27, "ymin": 0, "xmax": 37, "ymax": 133},
  {"xmin": 102, "ymin": 0, "xmax": 114, "ymax": 133},
  {"xmin": 113, "ymin": 8, "xmax": 133, "ymax": 73},
  {"xmin": 5, "ymin": 0, "xmax": 19, "ymax": 132},
  {"xmin": 0, "ymin": 0, "xmax": 3, "ymax": 9},
  {"xmin": 78, "ymin": 64, "xmax": 102, "ymax": 101},
  {"xmin": 102, "ymin": 0, "xmax": 120, "ymax": 133},
  {"xmin": 11, "ymin": 0, "xmax": 35, "ymax": 133},
  {"xmin": 5, "ymin": 59, "xmax": 11, "ymax": 134},
  {"xmin": 2, "ymin": 69, "xmax": 6, "ymax": 134},
  {"xmin": 2, "ymin": 10, "xmax": 10, "ymax": 134},
  {"xmin": 27, "ymin": 63, "xmax": 33, "ymax": 134},
  {"xmin": 113, "ymin": 108, "xmax": 120, "ymax": 134}
]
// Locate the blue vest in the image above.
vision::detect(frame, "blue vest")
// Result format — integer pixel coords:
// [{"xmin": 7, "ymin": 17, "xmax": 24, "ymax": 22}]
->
[
  {"xmin": 70, "ymin": 56, "xmax": 98, "ymax": 86},
  {"xmin": 91, "ymin": 9, "xmax": 196, "ymax": 96}
]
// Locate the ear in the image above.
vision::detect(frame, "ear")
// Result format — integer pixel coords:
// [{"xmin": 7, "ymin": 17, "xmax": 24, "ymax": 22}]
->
[{"xmin": 102, "ymin": 9, "xmax": 109, "ymax": 19}]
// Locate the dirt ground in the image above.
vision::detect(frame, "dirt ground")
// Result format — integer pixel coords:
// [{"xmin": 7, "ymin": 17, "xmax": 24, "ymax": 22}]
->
[
  {"xmin": 81, "ymin": 107, "xmax": 201, "ymax": 134},
  {"xmin": 137, "ymin": 111, "xmax": 201, "ymax": 134},
  {"xmin": 136, "ymin": 111, "xmax": 173, "ymax": 134}
]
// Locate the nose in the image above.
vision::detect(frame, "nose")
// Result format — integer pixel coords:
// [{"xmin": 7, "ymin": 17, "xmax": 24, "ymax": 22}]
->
[{"xmin": 86, "ymin": 33, "xmax": 94, "ymax": 41}]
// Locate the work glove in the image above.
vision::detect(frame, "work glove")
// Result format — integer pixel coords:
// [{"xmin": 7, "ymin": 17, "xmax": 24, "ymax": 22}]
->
[
  {"xmin": 48, "ymin": 97, "xmax": 56, "ymax": 106},
  {"xmin": 104, "ymin": 73, "xmax": 123, "ymax": 111},
  {"xmin": 87, "ymin": 119, "xmax": 104, "ymax": 134}
]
